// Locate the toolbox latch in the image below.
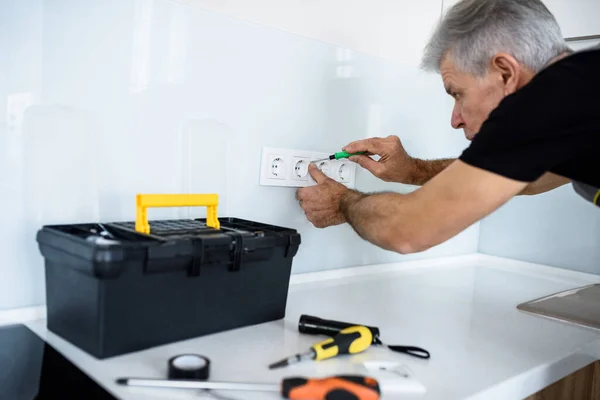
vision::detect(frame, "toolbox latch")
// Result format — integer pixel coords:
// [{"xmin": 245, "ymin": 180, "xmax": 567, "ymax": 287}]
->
[
  {"xmin": 190, "ymin": 238, "xmax": 204, "ymax": 277},
  {"xmin": 285, "ymin": 233, "xmax": 301, "ymax": 258},
  {"xmin": 229, "ymin": 233, "xmax": 244, "ymax": 272}
]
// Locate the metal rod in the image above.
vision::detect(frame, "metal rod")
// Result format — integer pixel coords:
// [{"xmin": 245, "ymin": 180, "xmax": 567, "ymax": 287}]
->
[{"xmin": 117, "ymin": 378, "xmax": 279, "ymax": 392}]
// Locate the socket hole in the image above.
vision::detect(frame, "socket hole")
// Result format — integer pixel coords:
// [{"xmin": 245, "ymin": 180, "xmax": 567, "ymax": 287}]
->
[
  {"xmin": 338, "ymin": 163, "xmax": 350, "ymax": 181},
  {"xmin": 271, "ymin": 157, "xmax": 284, "ymax": 177},
  {"xmin": 294, "ymin": 160, "xmax": 309, "ymax": 178},
  {"xmin": 318, "ymin": 161, "xmax": 330, "ymax": 176}
]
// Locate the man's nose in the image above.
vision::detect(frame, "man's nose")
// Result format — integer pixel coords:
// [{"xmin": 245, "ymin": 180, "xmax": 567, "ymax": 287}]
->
[{"xmin": 451, "ymin": 104, "xmax": 465, "ymax": 129}]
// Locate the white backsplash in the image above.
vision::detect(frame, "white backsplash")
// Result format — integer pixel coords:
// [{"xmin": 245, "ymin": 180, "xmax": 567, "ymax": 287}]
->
[{"xmin": 0, "ymin": 0, "xmax": 477, "ymax": 310}]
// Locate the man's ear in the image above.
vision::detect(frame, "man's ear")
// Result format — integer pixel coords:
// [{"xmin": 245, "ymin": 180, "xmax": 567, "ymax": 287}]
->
[{"xmin": 490, "ymin": 53, "xmax": 521, "ymax": 95}]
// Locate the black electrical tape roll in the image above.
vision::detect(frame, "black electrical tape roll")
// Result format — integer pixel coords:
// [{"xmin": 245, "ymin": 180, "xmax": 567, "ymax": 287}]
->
[{"xmin": 168, "ymin": 354, "xmax": 210, "ymax": 381}]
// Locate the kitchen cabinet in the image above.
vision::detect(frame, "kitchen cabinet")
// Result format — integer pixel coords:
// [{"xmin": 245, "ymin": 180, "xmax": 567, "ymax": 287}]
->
[
  {"xmin": 442, "ymin": 0, "xmax": 600, "ymax": 39},
  {"xmin": 544, "ymin": 0, "xmax": 600, "ymax": 39},
  {"xmin": 525, "ymin": 361, "xmax": 600, "ymax": 400},
  {"xmin": 568, "ymin": 37, "xmax": 600, "ymax": 51}
]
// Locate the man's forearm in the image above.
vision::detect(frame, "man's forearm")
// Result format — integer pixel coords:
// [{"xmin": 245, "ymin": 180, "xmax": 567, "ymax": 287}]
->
[
  {"xmin": 409, "ymin": 158, "xmax": 455, "ymax": 186},
  {"xmin": 340, "ymin": 191, "xmax": 419, "ymax": 254}
]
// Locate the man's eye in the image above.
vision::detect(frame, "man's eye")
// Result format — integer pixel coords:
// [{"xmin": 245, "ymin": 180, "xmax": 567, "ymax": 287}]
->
[{"xmin": 453, "ymin": 92, "xmax": 461, "ymax": 100}]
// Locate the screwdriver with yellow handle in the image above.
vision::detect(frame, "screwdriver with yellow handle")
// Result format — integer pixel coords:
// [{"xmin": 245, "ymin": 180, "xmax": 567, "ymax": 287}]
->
[{"xmin": 269, "ymin": 325, "xmax": 373, "ymax": 369}]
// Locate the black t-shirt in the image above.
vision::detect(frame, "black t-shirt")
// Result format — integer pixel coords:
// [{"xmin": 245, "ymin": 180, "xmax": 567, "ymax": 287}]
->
[{"xmin": 459, "ymin": 46, "xmax": 600, "ymax": 193}]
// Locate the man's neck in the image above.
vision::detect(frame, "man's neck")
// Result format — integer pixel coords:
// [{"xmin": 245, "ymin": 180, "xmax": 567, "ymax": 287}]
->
[
  {"xmin": 520, "ymin": 51, "xmax": 572, "ymax": 87},
  {"xmin": 545, "ymin": 51, "xmax": 572, "ymax": 68}
]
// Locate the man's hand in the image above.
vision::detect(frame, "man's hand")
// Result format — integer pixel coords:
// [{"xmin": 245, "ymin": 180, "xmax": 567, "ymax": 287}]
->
[
  {"xmin": 296, "ymin": 164, "xmax": 350, "ymax": 228},
  {"xmin": 343, "ymin": 136, "xmax": 416, "ymax": 183},
  {"xmin": 344, "ymin": 135, "xmax": 455, "ymax": 186}
]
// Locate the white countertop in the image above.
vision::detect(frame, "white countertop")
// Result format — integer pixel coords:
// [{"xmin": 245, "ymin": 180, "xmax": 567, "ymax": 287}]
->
[{"xmin": 15, "ymin": 254, "xmax": 600, "ymax": 400}]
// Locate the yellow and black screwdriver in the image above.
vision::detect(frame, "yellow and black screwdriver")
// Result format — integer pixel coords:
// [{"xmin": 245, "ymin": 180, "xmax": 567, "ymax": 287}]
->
[{"xmin": 269, "ymin": 325, "xmax": 373, "ymax": 369}]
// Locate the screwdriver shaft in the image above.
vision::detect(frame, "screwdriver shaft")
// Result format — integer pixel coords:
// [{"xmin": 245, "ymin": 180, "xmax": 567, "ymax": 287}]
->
[{"xmin": 269, "ymin": 350, "xmax": 315, "ymax": 369}]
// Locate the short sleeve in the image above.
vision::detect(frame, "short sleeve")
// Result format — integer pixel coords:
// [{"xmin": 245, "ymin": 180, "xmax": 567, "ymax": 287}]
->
[{"xmin": 459, "ymin": 50, "xmax": 599, "ymax": 183}]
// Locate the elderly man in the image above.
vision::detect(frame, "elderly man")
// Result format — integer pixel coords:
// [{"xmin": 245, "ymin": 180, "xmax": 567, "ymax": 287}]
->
[{"xmin": 296, "ymin": 0, "xmax": 599, "ymax": 254}]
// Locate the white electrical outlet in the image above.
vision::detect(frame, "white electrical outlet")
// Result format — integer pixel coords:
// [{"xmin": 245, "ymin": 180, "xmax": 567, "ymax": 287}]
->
[
  {"xmin": 315, "ymin": 159, "xmax": 331, "ymax": 177},
  {"xmin": 291, "ymin": 157, "xmax": 310, "ymax": 181},
  {"xmin": 268, "ymin": 155, "xmax": 286, "ymax": 179},
  {"xmin": 259, "ymin": 147, "xmax": 357, "ymax": 188}
]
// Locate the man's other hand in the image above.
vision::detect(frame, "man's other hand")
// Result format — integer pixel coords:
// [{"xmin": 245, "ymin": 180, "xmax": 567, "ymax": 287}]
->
[
  {"xmin": 343, "ymin": 135, "xmax": 416, "ymax": 183},
  {"xmin": 296, "ymin": 164, "xmax": 349, "ymax": 228}
]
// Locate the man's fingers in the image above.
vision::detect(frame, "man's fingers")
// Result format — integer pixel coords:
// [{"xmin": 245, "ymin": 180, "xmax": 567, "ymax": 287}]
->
[
  {"xmin": 306, "ymin": 211, "xmax": 328, "ymax": 228},
  {"xmin": 343, "ymin": 139, "xmax": 371, "ymax": 154},
  {"xmin": 343, "ymin": 137, "xmax": 384, "ymax": 155},
  {"xmin": 349, "ymin": 155, "xmax": 383, "ymax": 177},
  {"xmin": 308, "ymin": 163, "xmax": 329, "ymax": 184},
  {"xmin": 296, "ymin": 188, "xmax": 307, "ymax": 201}
]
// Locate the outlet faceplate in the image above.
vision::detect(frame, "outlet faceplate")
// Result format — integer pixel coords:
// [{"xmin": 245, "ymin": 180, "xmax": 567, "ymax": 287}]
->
[{"xmin": 259, "ymin": 147, "xmax": 357, "ymax": 188}]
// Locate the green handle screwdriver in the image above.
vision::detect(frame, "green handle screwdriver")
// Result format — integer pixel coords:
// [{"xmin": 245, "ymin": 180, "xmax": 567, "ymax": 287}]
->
[{"xmin": 312, "ymin": 151, "xmax": 365, "ymax": 163}]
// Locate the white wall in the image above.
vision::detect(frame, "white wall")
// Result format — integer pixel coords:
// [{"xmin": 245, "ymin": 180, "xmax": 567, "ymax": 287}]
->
[
  {"xmin": 479, "ymin": 186, "xmax": 600, "ymax": 275},
  {"xmin": 182, "ymin": 0, "xmax": 444, "ymax": 66},
  {"xmin": 0, "ymin": 0, "xmax": 477, "ymax": 310}
]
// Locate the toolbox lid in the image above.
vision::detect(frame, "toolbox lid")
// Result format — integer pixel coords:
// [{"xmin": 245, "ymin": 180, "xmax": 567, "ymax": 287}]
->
[{"xmin": 36, "ymin": 218, "xmax": 301, "ymax": 279}]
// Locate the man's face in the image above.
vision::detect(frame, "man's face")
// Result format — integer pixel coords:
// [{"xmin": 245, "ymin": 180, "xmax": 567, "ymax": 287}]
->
[{"xmin": 440, "ymin": 57, "xmax": 506, "ymax": 141}]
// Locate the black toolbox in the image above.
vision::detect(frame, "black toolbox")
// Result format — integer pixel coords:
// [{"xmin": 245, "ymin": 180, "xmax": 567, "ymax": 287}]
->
[{"xmin": 36, "ymin": 195, "xmax": 301, "ymax": 359}]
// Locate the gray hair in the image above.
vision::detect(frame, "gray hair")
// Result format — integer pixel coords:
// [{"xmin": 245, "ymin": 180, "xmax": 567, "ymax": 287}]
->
[{"xmin": 421, "ymin": 0, "xmax": 570, "ymax": 76}]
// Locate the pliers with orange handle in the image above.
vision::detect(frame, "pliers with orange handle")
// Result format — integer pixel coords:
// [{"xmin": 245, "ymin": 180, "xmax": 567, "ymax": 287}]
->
[{"xmin": 282, "ymin": 375, "xmax": 381, "ymax": 400}]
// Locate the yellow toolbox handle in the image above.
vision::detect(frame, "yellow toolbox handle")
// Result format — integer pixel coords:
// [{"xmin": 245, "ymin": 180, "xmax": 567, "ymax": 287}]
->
[{"xmin": 135, "ymin": 194, "xmax": 220, "ymax": 234}]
